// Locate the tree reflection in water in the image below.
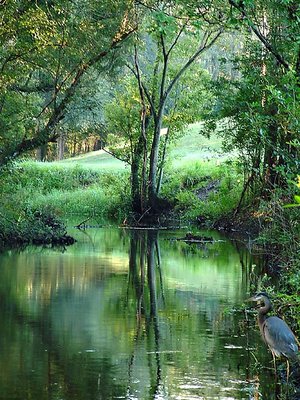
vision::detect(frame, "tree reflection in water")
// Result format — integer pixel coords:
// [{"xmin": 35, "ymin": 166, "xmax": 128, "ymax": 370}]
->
[{"xmin": 127, "ymin": 229, "xmax": 165, "ymax": 398}]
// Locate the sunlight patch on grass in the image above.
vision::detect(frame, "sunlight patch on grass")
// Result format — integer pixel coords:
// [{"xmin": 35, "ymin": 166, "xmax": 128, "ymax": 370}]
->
[
  {"xmin": 169, "ymin": 122, "xmax": 232, "ymax": 168},
  {"xmin": 50, "ymin": 122, "xmax": 231, "ymax": 171},
  {"xmin": 56, "ymin": 149, "xmax": 128, "ymax": 171}
]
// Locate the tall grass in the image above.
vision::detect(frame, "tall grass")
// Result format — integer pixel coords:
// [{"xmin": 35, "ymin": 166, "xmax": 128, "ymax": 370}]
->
[{"xmin": 2, "ymin": 161, "xmax": 131, "ymax": 222}]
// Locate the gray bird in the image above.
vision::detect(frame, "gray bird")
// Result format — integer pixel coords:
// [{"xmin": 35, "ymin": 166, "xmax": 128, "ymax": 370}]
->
[{"xmin": 249, "ymin": 292, "xmax": 299, "ymax": 378}]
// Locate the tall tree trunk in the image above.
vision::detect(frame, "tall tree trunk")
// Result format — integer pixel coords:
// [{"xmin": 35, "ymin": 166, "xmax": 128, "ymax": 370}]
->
[
  {"xmin": 133, "ymin": 44, "xmax": 149, "ymax": 215},
  {"xmin": 57, "ymin": 133, "xmax": 65, "ymax": 160},
  {"xmin": 156, "ymin": 128, "xmax": 169, "ymax": 195},
  {"xmin": 36, "ymin": 144, "xmax": 47, "ymax": 161},
  {"xmin": 72, "ymin": 135, "xmax": 77, "ymax": 157}
]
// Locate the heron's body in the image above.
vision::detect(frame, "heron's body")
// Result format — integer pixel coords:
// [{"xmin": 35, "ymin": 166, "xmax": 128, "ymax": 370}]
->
[
  {"xmin": 259, "ymin": 314, "xmax": 298, "ymax": 361},
  {"xmin": 250, "ymin": 292, "xmax": 299, "ymax": 377}
]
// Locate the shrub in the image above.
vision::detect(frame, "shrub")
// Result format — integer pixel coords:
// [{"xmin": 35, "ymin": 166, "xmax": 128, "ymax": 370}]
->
[
  {"xmin": 0, "ymin": 206, "xmax": 73, "ymax": 246},
  {"xmin": 162, "ymin": 160, "xmax": 242, "ymax": 223}
]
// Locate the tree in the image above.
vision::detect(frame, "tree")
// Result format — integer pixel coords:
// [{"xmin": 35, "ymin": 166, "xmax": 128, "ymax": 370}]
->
[
  {"xmin": 119, "ymin": 1, "xmax": 224, "ymax": 213},
  {"xmin": 0, "ymin": 0, "xmax": 136, "ymax": 167},
  {"xmin": 203, "ymin": 0, "xmax": 300, "ymax": 208},
  {"xmin": 105, "ymin": 40, "xmax": 214, "ymax": 214}
]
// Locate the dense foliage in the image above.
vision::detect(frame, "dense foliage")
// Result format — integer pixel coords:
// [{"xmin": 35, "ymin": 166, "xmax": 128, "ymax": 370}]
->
[{"xmin": 0, "ymin": 0, "xmax": 135, "ymax": 164}]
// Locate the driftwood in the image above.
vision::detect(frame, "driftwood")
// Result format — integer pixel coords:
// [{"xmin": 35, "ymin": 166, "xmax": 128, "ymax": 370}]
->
[
  {"xmin": 176, "ymin": 232, "xmax": 214, "ymax": 243},
  {"xmin": 75, "ymin": 216, "xmax": 92, "ymax": 230}
]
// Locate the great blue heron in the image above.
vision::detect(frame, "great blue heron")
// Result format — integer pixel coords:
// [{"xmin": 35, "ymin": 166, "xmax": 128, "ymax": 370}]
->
[{"xmin": 249, "ymin": 292, "xmax": 299, "ymax": 379}]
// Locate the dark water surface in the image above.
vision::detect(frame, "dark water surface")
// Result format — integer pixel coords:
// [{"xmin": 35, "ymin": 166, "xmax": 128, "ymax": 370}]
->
[{"xmin": 0, "ymin": 227, "xmax": 282, "ymax": 399}]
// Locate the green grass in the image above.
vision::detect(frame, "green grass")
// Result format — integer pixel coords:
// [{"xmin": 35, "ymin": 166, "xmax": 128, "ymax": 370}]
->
[
  {"xmin": 2, "ymin": 161, "xmax": 131, "ymax": 221},
  {"xmin": 2, "ymin": 122, "xmax": 240, "ymax": 224},
  {"xmin": 161, "ymin": 159, "xmax": 243, "ymax": 222},
  {"xmin": 52, "ymin": 122, "xmax": 228, "ymax": 171},
  {"xmin": 169, "ymin": 123, "xmax": 225, "ymax": 167},
  {"xmin": 55, "ymin": 149, "xmax": 127, "ymax": 171},
  {"xmin": 29, "ymin": 185, "xmax": 130, "ymax": 220}
]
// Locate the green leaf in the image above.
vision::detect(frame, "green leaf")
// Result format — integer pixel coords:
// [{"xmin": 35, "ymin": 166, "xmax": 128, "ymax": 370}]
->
[{"xmin": 294, "ymin": 195, "xmax": 300, "ymax": 204}]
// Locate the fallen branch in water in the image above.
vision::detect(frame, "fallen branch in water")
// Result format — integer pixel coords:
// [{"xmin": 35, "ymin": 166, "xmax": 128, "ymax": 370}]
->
[{"xmin": 75, "ymin": 216, "xmax": 92, "ymax": 230}]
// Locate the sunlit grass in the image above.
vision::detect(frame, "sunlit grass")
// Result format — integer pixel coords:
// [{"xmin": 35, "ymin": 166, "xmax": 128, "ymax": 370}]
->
[
  {"xmin": 52, "ymin": 122, "xmax": 228, "ymax": 171},
  {"xmin": 55, "ymin": 149, "xmax": 128, "ymax": 171},
  {"xmin": 29, "ymin": 185, "xmax": 130, "ymax": 220},
  {"xmin": 170, "ymin": 123, "xmax": 225, "ymax": 167},
  {"xmin": 162, "ymin": 158, "xmax": 242, "ymax": 222}
]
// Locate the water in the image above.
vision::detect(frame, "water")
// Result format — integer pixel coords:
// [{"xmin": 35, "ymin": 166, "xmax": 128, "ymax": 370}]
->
[{"xmin": 0, "ymin": 227, "xmax": 283, "ymax": 399}]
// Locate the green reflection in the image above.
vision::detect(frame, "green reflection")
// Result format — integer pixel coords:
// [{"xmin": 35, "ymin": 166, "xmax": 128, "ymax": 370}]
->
[{"xmin": 0, "ymin": 228, "xmax": 280, "ymax": 399}]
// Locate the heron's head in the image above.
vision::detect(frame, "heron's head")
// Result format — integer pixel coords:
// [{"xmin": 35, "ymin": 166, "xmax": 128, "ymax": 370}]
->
[
  {"xmin": 249, "ymin": 292, "xmax": 269, "ymax": 302},
  {"xmin": 248, "ymin": 292, "xmax": 273, "ymax": 309}
]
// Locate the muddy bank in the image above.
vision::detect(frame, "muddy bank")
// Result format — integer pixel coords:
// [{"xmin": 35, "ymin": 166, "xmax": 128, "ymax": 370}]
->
[{"xmin": 212, "ymin": 210, "xmax": 261, "ymax": 237}]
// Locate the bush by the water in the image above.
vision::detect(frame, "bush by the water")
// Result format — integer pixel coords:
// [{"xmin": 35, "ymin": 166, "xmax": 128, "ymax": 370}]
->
[
  {"xmin": 0, "ymin": 206, "xmax": 74, "ymax": 247},
  {"xmin": 0, "ymin": 161, "xmax": 131, "ymax": 246}
]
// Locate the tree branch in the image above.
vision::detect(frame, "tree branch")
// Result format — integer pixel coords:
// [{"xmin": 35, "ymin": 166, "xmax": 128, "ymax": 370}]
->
[
  {"xmin": 102, "ymin": 147, "xmax": 131, "ymax": 165},
  {"xmin": 166, "ymin": 19, "xmax": 188, "ymax": 57},
  {"xmin": 160, "ymin": 34, "xmax": 168, "ymax": 104},
  {"xmin": 163, "ymin": 29, "xmax": 223, "ymax": 104},
  {"xmin": 126, "ymin": 62, "xmax": 156, "ymax": 118},
  {"xmin": 228, "ymin": 0, "xmax": 290, "ymax": 70},
  {"xmin": 7, "ymin": 27, "xmax": 136, "ymax": 163}
]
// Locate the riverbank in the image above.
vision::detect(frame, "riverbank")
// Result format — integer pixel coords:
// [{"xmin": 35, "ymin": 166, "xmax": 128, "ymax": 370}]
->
[
  {"xmin": 0, "ymin": 132, "xmax": 241, "ymax": 248},
  {"xmin": 0, "ymin": 157, "xmax": 297, "ymax": 249},
  {"xmin": 0, "ymin": 208, "xmax": 75, "ymax": 249}
]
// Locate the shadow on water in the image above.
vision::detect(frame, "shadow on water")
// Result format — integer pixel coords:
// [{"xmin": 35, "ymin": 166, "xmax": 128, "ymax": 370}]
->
[{"xmin": 0, "ymin": 226, "xmax": 298, "ymax": 399}]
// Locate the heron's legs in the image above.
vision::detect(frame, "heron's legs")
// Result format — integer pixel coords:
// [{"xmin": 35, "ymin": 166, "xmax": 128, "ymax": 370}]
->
[
  {"xmin": 271, "ymin": 351, "xmax": 277, "ymax": 375},
  {"xmin": 286, "ymin": 359, "xmax": 291, "ymax": 399},
  {"xmin": 286, "ymin": 359, "xmax": 290, "ymax": 383}
]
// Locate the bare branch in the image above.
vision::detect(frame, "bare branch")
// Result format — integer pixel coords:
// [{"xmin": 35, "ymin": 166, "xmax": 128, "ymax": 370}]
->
[
  {"xmin": 160, "ymin": 33, "xmax": 167, "ymax": 60},
  {"xmin": 160, "ymin": 34, "xmax": 168, "ymax": 104},
  {"xmin": 134, "ymin": 44, "xmax": 147, "ymax": 140},
  {"xmin": 102, "ymin": 147, "xmax": 131, "ymax": 164},
  {"xmin": 126, "ymin": 62, "xmax": 156, "ymax": 118}
]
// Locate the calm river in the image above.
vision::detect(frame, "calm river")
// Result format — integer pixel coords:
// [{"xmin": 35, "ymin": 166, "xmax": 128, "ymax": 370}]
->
[{"xmin": 0, "ymin": 226, "xmax": 282, "ymax": 399}]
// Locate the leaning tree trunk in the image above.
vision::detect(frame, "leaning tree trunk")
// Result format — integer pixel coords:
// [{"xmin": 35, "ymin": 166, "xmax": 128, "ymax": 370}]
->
[
  {"xmin": 36, "ymin": 144, "xmax": 47, "ymax": 161},
  {"xmin": 57, "ymin": 132, "xmax": 65, "ymax": 160}
]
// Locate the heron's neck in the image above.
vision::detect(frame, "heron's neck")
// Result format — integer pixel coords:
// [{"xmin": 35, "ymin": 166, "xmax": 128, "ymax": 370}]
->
[{"xmin": 257, "ymin": 298, "xmax": 272, "ymax": 324}]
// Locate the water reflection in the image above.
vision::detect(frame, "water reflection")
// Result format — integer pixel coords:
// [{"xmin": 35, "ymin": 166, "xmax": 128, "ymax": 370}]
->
[{"xmin": 0, "ymin": 227, "xmax": 283, "ymax": 399}]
